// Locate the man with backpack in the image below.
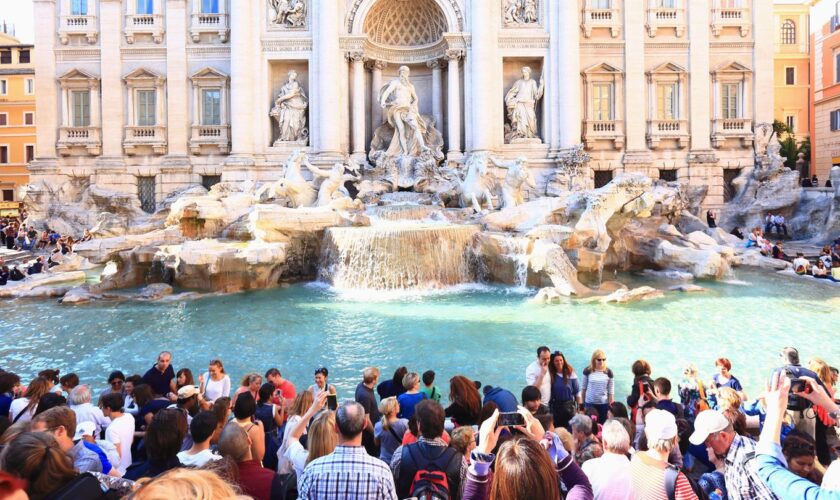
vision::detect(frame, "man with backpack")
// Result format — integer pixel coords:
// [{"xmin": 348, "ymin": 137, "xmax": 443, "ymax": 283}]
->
[{"xmin": 391, "ymin": 400, "xmax": 466, "ymax": 499}]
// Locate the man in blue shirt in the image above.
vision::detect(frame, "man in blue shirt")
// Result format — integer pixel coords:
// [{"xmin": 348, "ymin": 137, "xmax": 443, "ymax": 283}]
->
[{"xmin": 483, "ymin": 385, "xmax": 519, "ymax": 412}]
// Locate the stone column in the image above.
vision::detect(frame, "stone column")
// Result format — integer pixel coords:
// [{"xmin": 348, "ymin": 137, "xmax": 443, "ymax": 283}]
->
[
  {"xmin": 369, "ymin": 60, "xmax": 386, "ymax": 130},
  {"xmin": 688, "ymin": 0, "xmax": 712, "ymax": 151},
  {"xmin": 165, "ymin": 0, "xmax": 188, "ymax": 157},
  {"xmin": 557, "ymin": 0, "xmax": 582, "ymax": 149},
  {"xmin": 227, "ymin": 0, "xmax": 253, "ymax": 157},
  {"xmin": 313, "ymin": 0, "xmax": 343, "ymax": 158},
  {"xmin": 33, "ymin": 0, "xmax": 57, "ymax": 160},
  {"xmin": 622, "ymin": 0, "xmax": 653, "ymax": 175},
  {"xmin": 349, "ymin": 51, "xmax": 366, "ymax": 159},
  {"xmin": 428, "ymin": 59, "xmax": 444, "ymax": 132},
  {"xmin": 546, "ymin": 0, "xmax": 561, "ymax": 153},
  {"xmin": 446, "ymin": 50, "xmax": 462, "ymax": 157},
  {"xmin": 753, "ymin": 5, "xmax": 774, "ymax": 124},
  {"xmin": 99, "ymin": 0, "xmax": 124, "ymax": 158},
  {"xmin": 468, "ymin": 0, "xmax": 497, "ymax": 152}
]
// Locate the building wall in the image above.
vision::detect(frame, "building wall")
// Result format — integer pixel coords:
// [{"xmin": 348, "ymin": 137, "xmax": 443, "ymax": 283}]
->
[
  {"xmin": 811, "ymin": 0, "xmax": 840, "ymax": 181},
  {"xmin": 31, "ymin": 0, "xmax": 773, "ymax": 210},
  {"xmin": 0, "ymin": 33, "xmax": 35, "ymax": 201},
  {"xmin": 773, "ymin": 3, "xmax": 810, "ymax": 140}
]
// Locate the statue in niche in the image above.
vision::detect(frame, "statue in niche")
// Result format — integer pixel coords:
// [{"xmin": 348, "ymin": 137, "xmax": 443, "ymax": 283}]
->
[
  {"xmin": 503, "ymin": 0, "xmax": 538, "ymax": 25},
  {"xmin": 270, "ymin": 0, "xmax": 306, "ymax": 28},
  {"xmin": 489, "ymin": 156, "xmax": 537, "ymax": 209},
  {"xmin": 504, "ymin": 66, "xmax": 545, "ymax": 143},
  {"xmin": 379, "ymin": 66, "xmax": 429, "ymax": 157},
  {"xmin": 270, "ymin": 70, "xmax": 309, "ymax": 145}
]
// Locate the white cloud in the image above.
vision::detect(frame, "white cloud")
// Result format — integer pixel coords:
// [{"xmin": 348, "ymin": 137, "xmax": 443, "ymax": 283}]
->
[{"xmin": 2, "ymin": 0, "xmax": 34, "ymax": 44}]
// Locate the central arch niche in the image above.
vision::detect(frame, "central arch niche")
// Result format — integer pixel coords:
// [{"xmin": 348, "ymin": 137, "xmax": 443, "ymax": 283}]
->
[{"xmin": 363, "ymin": 0, "xmax": 448, "ymax": 47}]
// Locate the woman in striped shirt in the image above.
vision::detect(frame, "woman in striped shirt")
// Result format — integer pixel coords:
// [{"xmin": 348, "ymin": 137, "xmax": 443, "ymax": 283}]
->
[{"xmin": 581, "ymin": 349, "xmax": 615, "ymax": 424}]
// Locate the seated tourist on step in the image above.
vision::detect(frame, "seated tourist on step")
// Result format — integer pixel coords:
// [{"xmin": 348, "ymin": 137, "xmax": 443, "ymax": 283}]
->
[
  {"xmin": 765, "ymin": 213, "xmax": 775, "ymax": 234},
  {"xmin": 176, "ymin": 410, "xmax": 222, "ymax": 468},
  {"xmin": 730, "ymin": 227, "xmax": 745, "ymax": 240},
  {"xmin": 812, "ymin": 260, "xmax": 840, "ymax": 282},
  {"xmin": 124, "ymin": 408, "xmax": 186, "ymax": 480},
  {"xmin": 792, "ymin": 253, "xmax": 811, "ymax": 275},
  {"xmin": 772, "ymin": 241, "xmax": 790, "ymax": 261},
  {"xmin": 773, "ymin": 215, "xmax": 789, "ymax": 236},
  {"xmin": 0, "ymin": 266, "xmax": 9, "ymax": 286}
]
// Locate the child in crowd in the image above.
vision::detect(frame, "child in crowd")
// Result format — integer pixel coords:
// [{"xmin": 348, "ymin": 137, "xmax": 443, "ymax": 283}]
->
[
  {"xmin": 419, "ymin": 370, "xmax": 441, "ymax": 403},
  {"xmin": 653, "ymin": 377, "xmax": 684, "ymax": 419}
]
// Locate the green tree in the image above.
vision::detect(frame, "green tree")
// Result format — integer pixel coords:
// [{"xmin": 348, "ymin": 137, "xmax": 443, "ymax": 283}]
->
[
  {"xmin": 773, "ymin": 119, "xmax": 792, "ymax": 137},
  {"xmin": 779, "ymin": 135, "xmax": 810, "ymax": 170}
]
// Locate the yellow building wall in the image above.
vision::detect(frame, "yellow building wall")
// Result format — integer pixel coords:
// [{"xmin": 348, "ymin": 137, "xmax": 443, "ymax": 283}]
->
[
  {"xmin": 0, "ymin": 34, "xmax": 35, "ymax": 201},
  {"xmin": 773, "ymin": 4, "xmax": 811, "ymax": 140}
]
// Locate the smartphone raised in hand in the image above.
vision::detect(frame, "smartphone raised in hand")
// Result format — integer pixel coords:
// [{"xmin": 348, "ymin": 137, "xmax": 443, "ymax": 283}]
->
[
  {"xmin": 497, "ymin": 412, "xmax": 526, "ymax": 427},
  {"xmin": 326, "ymin": 394, "xmax": 338, "ymax": 411}
]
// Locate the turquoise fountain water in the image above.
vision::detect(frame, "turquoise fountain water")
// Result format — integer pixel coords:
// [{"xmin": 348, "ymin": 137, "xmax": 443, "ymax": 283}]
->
[{"xmin": 0, "ymin": 268, "xmax": 836, "ymax": 403}]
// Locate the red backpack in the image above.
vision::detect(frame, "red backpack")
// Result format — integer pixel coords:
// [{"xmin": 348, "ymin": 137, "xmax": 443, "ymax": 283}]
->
[{"xmin": 402, "ymin": 442, "xmax": 461, "ymax": 500}]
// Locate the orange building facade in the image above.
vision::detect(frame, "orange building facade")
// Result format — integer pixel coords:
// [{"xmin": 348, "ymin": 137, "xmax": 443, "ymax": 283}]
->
[
  {"xmin": 775, "ymin": 2, "xmax": 811, "ymax": 146},
  {"xmin": 811, "ymin": 0, "xmax": 840, "ymax": 182},
  {"xmin": 0, "ymin": 32, "xmax": 35, "ymax": 201}
]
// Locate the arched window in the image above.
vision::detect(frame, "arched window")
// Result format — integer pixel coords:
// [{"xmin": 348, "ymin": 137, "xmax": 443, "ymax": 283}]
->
[{"xmin": 782, "ymin": 19, "xmax": 796, "ymax": 45}]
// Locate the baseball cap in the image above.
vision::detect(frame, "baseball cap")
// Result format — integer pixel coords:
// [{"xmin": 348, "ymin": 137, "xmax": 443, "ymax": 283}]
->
[
  {"xmin": 689, "ymin": 410, "xmax": 730, "ymax": 445},
  {"xmin": 74, "ymin": 421, "xmax": 96, "ymax": 441},
  {"xmin": 644, "ymin": 409, "xmax": 678, "ymax": 442},
  {"xmin": 177, "ymin": 385, "xmax": 200, "ymax": 399}
]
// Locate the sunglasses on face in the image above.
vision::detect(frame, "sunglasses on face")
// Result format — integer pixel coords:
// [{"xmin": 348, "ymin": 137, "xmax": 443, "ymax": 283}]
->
[{"xmin": 597, "ymin": 358, "xmax": 606, "ymax": 362}]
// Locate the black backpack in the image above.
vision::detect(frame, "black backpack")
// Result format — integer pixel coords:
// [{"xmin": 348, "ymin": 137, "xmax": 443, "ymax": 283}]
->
[
  {"xmin": 400, "ymin": 442, "xmax": 461, "ymax": 500},
  {"xmin": 664, "ymin": 465, "xmax": 710, "ymax": 500}
]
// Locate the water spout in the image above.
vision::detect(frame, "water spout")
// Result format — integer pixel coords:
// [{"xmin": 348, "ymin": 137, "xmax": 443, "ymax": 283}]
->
[{"xmin": 318, "ymin": 224, "xmax": 480, "ymax": 290}]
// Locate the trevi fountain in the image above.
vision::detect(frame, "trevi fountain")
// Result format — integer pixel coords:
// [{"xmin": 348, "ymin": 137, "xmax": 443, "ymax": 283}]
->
[{"xmin": 5, "ymin": 5, "xmax": 840, "ymax": 397}]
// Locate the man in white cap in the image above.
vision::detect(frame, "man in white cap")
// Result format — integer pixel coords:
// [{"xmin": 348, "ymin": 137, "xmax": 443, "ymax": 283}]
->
[
  {"xmin": 689, "ymin": 410, "xmax": 780, "ymax": 500},
  {"xmin": 630, "ymin": 409, "xmax": 698, "ymax": 499}
]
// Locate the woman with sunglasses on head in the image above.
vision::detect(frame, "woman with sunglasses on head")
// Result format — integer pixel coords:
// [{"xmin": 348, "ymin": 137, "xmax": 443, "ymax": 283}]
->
[
  {"xmin": 548, "ymin": 351, "xmax": 581, "ymax": 430},
  {"xmin": 581, "ymin": 349, "xmax": 614, "ymax": 425},
  {"xmin": 308, "ymin": 367, "xmax": 337, "ymax": 399}
]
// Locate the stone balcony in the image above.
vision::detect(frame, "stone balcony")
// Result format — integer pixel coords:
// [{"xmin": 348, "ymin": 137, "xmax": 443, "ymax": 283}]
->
[
  {"xmin": 647, "ymin": 120, "xmax": 689, "ymax": 149},
  {"xmin": 124, "ymin": 126, "xmax": 167, "ymax": 155},
  {"xmin": 646, "ymin": 7, "xmax": 685, "ymax": 37},
  {"xmin": 189, "ymin": 13, "xmax": 229, "ymax": 43},
  {"xmin": 711, "ymin": 7, "xmax": 751, "ymax": 37},
  {"xmin": 189, "ymin": 125, "xmax": 230, "ymax": 154},
  {"xmin": 57, "ymin": 126, "xmax": 101, "ymax": 156},
  {"xmin": 581, "ymin": 8, "xmax": 621, "ymax": 38},
  {"xmin": 59, "ymin": 15, "xmax": 98, "ymax": 45},
  {"xmin": 125, "ymin": 14, "xmax": 165, "ymax": 44},
  {"xmin": 711, "ymin": 118, "xmax": 753, "ymax": 148},
  {"xmin": 583, "ymin": 120, "xmax": 625, "ymax": 150}
]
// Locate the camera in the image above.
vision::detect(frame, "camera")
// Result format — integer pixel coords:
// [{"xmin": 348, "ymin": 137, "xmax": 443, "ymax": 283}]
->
[
  {"xmin": 784, "ymin": 368, "xmax": 812, "ymax": 412},
  {"xmin": 497, "ymin": 412, "xmax": 526, "ymax": 427}
]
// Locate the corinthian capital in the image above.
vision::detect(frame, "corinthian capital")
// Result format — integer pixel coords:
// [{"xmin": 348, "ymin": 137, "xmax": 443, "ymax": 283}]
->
[
  {"xmin": 346, "ymin": 50, "xmax": 366, "ymax": 63},
  {"xmin": 445, "ymin": 49, "xmax": 464, "ymax": 61}
]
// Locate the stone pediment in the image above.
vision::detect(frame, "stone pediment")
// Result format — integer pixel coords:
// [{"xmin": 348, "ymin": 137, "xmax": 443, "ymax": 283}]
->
[
  {"xmin": 190, "ymin": 67, "xmax": 229, "ymax": 83},
  {"xmin": 647, "ymin": 62, "xmax": 686, "ymax": 76},
  {"xmin": 58, "ymin": 68, "xmax": 99, "ymax": 82},
  {"xmin": 581, "ymin": 62, "xmax": 623, "ymax": 76},
  {"xmin": 123, "ymin": 68, "xmax": 165, "ymax": 84},
  {"xmin": 711, "ymin": 61, "xmax": 751, "ymax": 75}
]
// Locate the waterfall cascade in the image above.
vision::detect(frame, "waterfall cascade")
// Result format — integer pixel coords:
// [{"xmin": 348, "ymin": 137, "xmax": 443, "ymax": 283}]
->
[
  {"xmin": 318, "ymin": 224, "xmax": 480, "ymax": 290},
  {"xmin": 496, "ymin": 236, "xmax": 531, "ymax": 287}
]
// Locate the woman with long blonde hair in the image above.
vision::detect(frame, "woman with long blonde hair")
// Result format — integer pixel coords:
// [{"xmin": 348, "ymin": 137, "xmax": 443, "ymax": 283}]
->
[
  {"xmin": 282, "ymin": 392, "xmax": 333, "ymax": 479},
  {"xmin": 8, "ymin": 377, "xmax": 50, "ymax": 424},
  {"xmin": 375, "ymin": 396, "xmax": 408, "ymax": 463},
  {"xmin": 581, "ymin": 349, "xmax": 614, "ymax": 423},
  {"xmin": 809, "ymin": 357, "xmax": 836, "ymax": 465},
  {"xmin": 276, "ymin": 390, "xmax": 314, "ymax": 474},
  {"xmin": 129, "ymin": 468, "xmax": 248, "ymax": 499}
]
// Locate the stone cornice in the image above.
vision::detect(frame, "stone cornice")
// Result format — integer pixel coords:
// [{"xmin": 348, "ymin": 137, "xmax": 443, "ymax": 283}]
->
[
  {"xmin": 580, "ymin": 41, "xmax": 625, "ymax": 49},
  {"xmin": 186, "ymin": 46, "xmax": 231, "ymax": 57},
  {"xmin": 710, "ymin": 41, "xmax": 755, "ymax": 49},
  {"xmin": 644, "ymin": 42, "xmax": 690, "ymax": 49},
  {"xmin": 498, "ymin": 34, "xmax": 550, "ymax": 49}
]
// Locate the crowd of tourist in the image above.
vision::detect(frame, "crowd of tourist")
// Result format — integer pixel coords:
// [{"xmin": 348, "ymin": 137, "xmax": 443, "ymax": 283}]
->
[
  {"xmin": 0, "ymin": 215, "xmax": 89, "ymax": 286},
  {"xmin": 0, "ymin": 345, "xmax": 838, "ymax": 499}
]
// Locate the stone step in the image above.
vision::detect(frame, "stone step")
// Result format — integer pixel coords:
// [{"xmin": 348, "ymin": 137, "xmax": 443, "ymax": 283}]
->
[{"xmin": 0, "ymin": 248, "xmax": 34, "ymax": 266}]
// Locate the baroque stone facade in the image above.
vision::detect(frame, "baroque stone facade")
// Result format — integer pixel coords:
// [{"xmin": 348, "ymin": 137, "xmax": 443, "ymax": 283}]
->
[{"xmin": 31, "ymin": 0, "xmax": 773, "ymax": 211}]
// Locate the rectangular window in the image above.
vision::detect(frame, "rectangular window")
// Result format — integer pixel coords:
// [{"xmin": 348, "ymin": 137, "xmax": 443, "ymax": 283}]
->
[
  {"xmin": 136, "ymin": 90, "xmax": 156, "ymax": 126},
  {"xmin": 18, "ymin": 50, "xmax": 30, "ymax": 64},
  {"xmin": 25, "ymin": 145, "xmax": 34, "ymax": 163},
  {"xmin": 659, "ymin": 169, "xmax": 678, "ymax": 182},
  {"xmin": 25, "ymin": 79, "xmax": 34, "ymax": 95},
  {"xmin": 0, "ymin": 146, "xmax": 8, "ymax": 164},
  {"xmin": 202, "ymin": 89, "xmax": 221, "ymax": 125},
  {"xmin": 2, "ymin": 190, "xmax": 13, "ymax": 202},
  {"xmin": 136, "ymin": 0, "xmax": 154, "ymax": 14},
  {"xmin": 785, "ymin": 67, "xmax": 795, "ymax": 86},
  {"xmin": 657, "ymin": 0, "xmax": 676, "ymax": 7},
  {"xmin": 721, "ymin": 83, "xmax": 740, "ymax": 119},
  {"xmin": 592, "ymin": 0, "xmax": 612, "ymax": 8},
  {"xmin": 201, "ymin": 175, "xmax": 221, "ymax": 190},
  {"xmin": 71, "ymin": 0, "xmax": 88, "ymax": 15},
  {"xmin": 831, "ymin": 110, "xmax": 840, "ymax": 131},
  {"xmin": 24, "ymin": 112, "xmax": 34, "ymax": 126},
  {"xmin": 592, "ymin": 83, "xmax": 613, "ymax": 121},
  {"xmin": 0, "ymin": 114, "xmax": 6, "ymax": 126},
  {"xmin": 657, "ymin": 83, "xmax": 678, "ymax": 120},
  {"xmin": 201, "ymin": 0, "xmax": 219, "ymax": 13},
  {"xmin": 594, "ymin": 170, "xmax": 613, "ymax": 189},
  {"xmin": 0, "ymin": 80, "xmax": 6, "ymax": 95},
  {"xmin": 0, "ymin": 51, "xmax": 10, "ymax": 65},
  {"xmin": 836, "ymin": 53, "xmax": 840, "ymax": 83},
  {"xmin": 720, "ymin": 0, "xmax": 743, "ymax": 7},
  {"xmin": 138, "ymin": 176, "xmax": 157, "ymax": 214},
  {"xmin": 71, "ymin": 90, "xmax": 91, "ymax": 127},
  {"xmin": 786, "ymin": 115, "xmax": 795, "ymax": 132}
]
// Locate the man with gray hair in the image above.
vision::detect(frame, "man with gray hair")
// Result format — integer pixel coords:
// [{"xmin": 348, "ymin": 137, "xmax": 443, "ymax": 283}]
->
[
  {"xmin": 69, "ymin": 385, "xmax": 110, "ymax": 436},
  {"xmin": 298, "ymin": 401, "xmax": 397, "ymax": 500},
  {"xmin": 581, "ymin": 420, "xmax": 632, "ymax": 500},
  {"xmin": 630, "ymin": 409, "xmax": 698, "ymax": 499},
  {"xmin": 570, "ymin": 413, "xmax": 603, "ymax": 465}
]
